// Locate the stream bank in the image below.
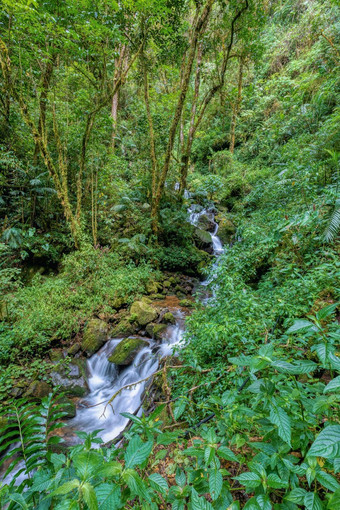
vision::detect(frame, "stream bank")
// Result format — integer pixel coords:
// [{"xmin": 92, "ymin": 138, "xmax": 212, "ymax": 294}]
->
[{"xmin": 0, "ymin": 202, "xmax": 227, "ymax": 484}]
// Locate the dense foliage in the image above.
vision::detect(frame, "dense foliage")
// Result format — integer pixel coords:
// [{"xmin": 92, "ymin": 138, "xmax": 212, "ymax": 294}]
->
[{"xmin": 0, "ymin": 0, "xmax": 339, "ymax": 508}]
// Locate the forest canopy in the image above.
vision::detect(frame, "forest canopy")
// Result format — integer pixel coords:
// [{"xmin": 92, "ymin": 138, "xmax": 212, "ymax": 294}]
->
[{"xmin": 0, "ymin": 0, "xmax": 339, "ymax": 508}]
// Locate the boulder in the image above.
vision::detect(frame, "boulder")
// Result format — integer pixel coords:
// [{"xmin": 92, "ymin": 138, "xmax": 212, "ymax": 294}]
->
[
  {"xmin": 82, "ymin": 319, "xmax": 109, "ymax": 356},
  {"xmin": 110, "ymin": 317, "xmax": 136, "ymax": 338},
  {"xmin": 216, "ymin": 216, "xmax": 236, "ymax": 244},
  {"xmin": 163, "ymin": 312, "xmax": 176, "ymax": 324},
  {"xmin": 146, "ymin": 281, "xmax": 159, "ymax": 294},
  {"xmin": 197, "ymin": 213, "xmax": 216, "ymax": 232},
  {"xmin": 111, "ymin": 296, "xmax": 125, "ymax": 309},
  {"xmin": 108, "ymin": 337, "xmax": 149, "ymax": 366},
  {"xmin": 179, "ymin": 299, "xmax": 194, "ymax": 308},
  {"xmin": 145, "ymin": 323, "xmax": 167, "ymax": 340},
  {"xmin": 130, "ymin": 300, "xmax": 158, "ymax": 326},
  {"xmin": 150, "ymin": 293, "xmax": 165, "ymax": 300},
  {"xmin": 50, "ymin": 362, "xmax": 89, "ymax": 397},
  {"xmin": 24, "ymin": 380, "xmax": 52, "ymax": 399},
  {"xmin": 67, "ymin": 343, "xmax": 81, "ymax": 356},
  {"xmin": 49, "ymin": 349, "xmax": 64, "ymax": 362}
]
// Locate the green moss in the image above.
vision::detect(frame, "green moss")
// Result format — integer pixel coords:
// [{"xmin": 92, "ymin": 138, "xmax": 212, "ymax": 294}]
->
[
  {"xmin": 179, "ymin": 299, "xmax": 194, "ymax": 308},
  {"xmin": 130, "ymin": 300, "xmax": 158, "ymax": 326},
  {"xmin": 108, "ymin": 337, "xmax": 149, "ymax": 365},
  {"xmin": 81, "ymin": 319, "xmax": 108, "ymax": 356},
  {"xmin": 163, "ymin": 312, "xmax": 176, "ymax": 324},
  {"xmin": 146, "ymin": 323, "xmax": 167, "ymax": 339},
  {"xmin": 110, "ymin": 317, "xmax": 136, "ymax": 337}
]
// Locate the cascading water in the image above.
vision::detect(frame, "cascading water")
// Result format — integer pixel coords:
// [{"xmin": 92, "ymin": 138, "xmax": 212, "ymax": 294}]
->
[
  {"xmin": 66, "ymin": 308, "xmax": 186, "ymax": 444},
  {"xmin": 66, "ymin": 202, "xmax": 223, "ymax": 442},
  {"xmin": 0, "ymin": 197, "xmax": 224, "ymax": 484}
]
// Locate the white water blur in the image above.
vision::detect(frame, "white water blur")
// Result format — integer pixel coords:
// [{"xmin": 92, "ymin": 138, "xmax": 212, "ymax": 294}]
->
[
  {"xmin": 0, "ymin": 198, "xmax": 223, "ymax": 484},
  {"xmin": 67, "ymin": 309, "xmax": 186, "ymax": 444}
]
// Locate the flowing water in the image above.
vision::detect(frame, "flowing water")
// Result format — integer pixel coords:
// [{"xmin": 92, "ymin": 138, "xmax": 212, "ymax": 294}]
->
[
  {"xmin": 67, "ymin": 202, "xmax": 224, "ymax": 442},
  {"xmin": 1, "ymin": 200, "xmax": 224, "ymax": 483},
  {"xmin": 67, "ymin": 307, "xmax": 186, "ymax": 444}
]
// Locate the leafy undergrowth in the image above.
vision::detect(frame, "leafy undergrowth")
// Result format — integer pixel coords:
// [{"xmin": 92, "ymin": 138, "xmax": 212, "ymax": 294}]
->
[
  {"xmin": 0, "ymin": 245, "xmax": 159, "ymax": 402},
  {"xmin": 0, "ymin": 344, "xmax": 339, "ymax": 510}
]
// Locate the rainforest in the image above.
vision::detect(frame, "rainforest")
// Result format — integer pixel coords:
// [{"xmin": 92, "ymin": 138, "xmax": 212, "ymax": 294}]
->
[{"xmin": 0, "ymin": 0, "xmax": 339, "ymax": 508}]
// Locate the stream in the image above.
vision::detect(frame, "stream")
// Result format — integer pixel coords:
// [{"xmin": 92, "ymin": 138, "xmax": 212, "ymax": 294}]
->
[
  {"xmin": 67, "ymin": 202, "xmax": 224, "ymax": 443},
  {"xmin": 1, "ymin": 201, "xmax": 224, "ymax": 484}
]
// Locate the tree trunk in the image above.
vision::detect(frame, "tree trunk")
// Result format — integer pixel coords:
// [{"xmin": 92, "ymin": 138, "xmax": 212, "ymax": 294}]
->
[
  {"xmin": 151, "ymin": 0, "xmax": 215, "ymax": 233},
  {"xmin": 230, "ymin": 56, "xmax": 244, "ymax": 154},
  {"xmin": 142, "ymin": 51, "xmax": 158, "ymax": 200},
  {"xmin": 180, "ymin": 43, "xmax": 202, "ymax": 194},
  {"xmin": 178, "ymin": 1, "xmax": 249, "ymax": 197}
]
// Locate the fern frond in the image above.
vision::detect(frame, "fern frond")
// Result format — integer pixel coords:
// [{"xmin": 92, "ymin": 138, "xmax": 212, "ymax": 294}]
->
[
  {"xmin": 323, "ymin": 198, "xmax": 340, "ymax": 243},
  {"xmin": 0, "ymin": 391, "xmax": 66, "ymax": 487}
]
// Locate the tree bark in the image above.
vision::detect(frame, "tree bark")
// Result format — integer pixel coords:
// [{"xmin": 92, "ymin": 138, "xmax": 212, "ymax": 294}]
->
[
  {"xmin": 142, "ymin": 51, "xmax": 158, "ymax": 200},
  {"xmin": 230, "ymin": 56, "xmax": 244, "ymax": 154},
  {"xmin": 180, "ymin": 42, "xmax": 203, "ymax": 194},
  {"xmin": 151, "ymin": 0, "xmax": 215, "ymax": 233},
  {"xmin": 178, "ymin": 0, "xmax": 249, "ymax": 195}
]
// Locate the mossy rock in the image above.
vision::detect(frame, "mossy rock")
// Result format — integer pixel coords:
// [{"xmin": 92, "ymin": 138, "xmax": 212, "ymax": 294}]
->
[
  {"xmin": 110, "ymin": 317, "xmax": 137, "ymax": 337},
  {"xmin": 163, "ymin": 280, "xmax": 172, "ymax": 288},
  {"xmin": 163, "ymin": 312, "xmax": 176, "ymax": 324},
  {"xmin": 108, "ymin": 337, "xmax": 149, "ymax": 365},
  {"xmin": 82, "ymin": 319, "xmax": 109, "ymax": 356},
  {"xmin": 24, "ymin": 380, "xmax": 52, "ymax": 399},
  {"xmin": 49, "ymin": 349, "xmax": 64, "ymax": 362},
  {"xmin": 145, "ymin": 323, "xmax": 167, "ymax": 340},
  {"xmin": 179, "ymin": 299, "xmax": 194, "ymax": 308},
  {"xmin": 150, "ymin": 293, "xmax": 165, "ymax": 300},
  {"xmin": 130, "ymin": 300, "xmax": 158, "ymax": 326},
  {"xmin": 67, "ymin": 343, "xmax": 81, "ymax": 356},
  {"xmin": 216, "ymin": 216, "xmax": 236, "ymax": 244},
  {"xmin": 146, "ymin": 281, "xmax": 159, "ymax": 294},
  {"xmin": 111, "ymin": 296, "xmax": 125, "ymax": 309},
  {"xmin": 50, "ymin": 363, "xmax": 89, "ymax": 397}
]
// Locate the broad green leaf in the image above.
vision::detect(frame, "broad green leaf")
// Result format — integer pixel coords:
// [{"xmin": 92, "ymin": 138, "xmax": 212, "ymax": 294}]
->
[
  {"xmin": 174, "ymin": 399, "xmax": 186, "ymax": 420},
  {"xmin": 209, "ymin": 469, "xmax": 223, "ymax": 501},
  {"xmin": 243, "ymin": 498, "xmax": 260, "ymax": 510},
  {"xmin": 316, "ymin": 304, "xmax": 338, "ymax": 320},
  {"xmin": 123, "ymin": 469, "xmax": 151, "ymax": 502},
  {"xmin": 256, "ymin": 494, "xmax": 272, "ymax": 510},
  {"xmin": 308, "ymin": 425, "xmax": 340, "ymax": 459},
  {"xmin": 98, "ymin": 461, "xmax": 122, "ymax": 478},
  {"xmin": 175, "ymin": 469, "xmax": 186, "ymax": 487},
  {"xmin": 303, "ymin": 492, "xmax": 322, "ymax": 510},
  {"xmin": 285, "ymin": 487, "xmax": 306, "ymax": 504},
  {"xmin": 148, "ymin": 473, "xmax": 168, "ymax": 494},
  {"xmin": 120, "ymin": 413, "xmax": 143, "ymax": 425},
  {"xmin": 286, "ymin": 320, "xmax": 314, "ymax": 334},
  {"xmin": 50, "ymin": 479, "xmax": 80, "ymax": 496},
  {"xmin": 267, "ymin": 473, "xmax": 288, "ymax": 489},
  {"xmin": 191, "ymin": 488, "xmax": 214, "ymax": 510},
  {"xmin": 269, "ymin": 406, "xmax": 292, "ymax": 446},
  {"xmin": 81, "ymin": 482, "xmax": 98, "ymax": 510},
  {"xmin": 217, "ymin": 446, "xmax": 239, "ymax": 463},
  {"xmin": 234, "ymin": 472, "xmax": 262, "ymax": 488},
  {"xmin": 328, "ymin": 488, "xmax": 340, "ymax": 510},
  {"xmin": 316, "ymin": 470, "xmax": 340, "ymax": 492},
  {"xmin": 124, "ymin": 436, "xmax": 153, "ymax": 469},
  {"xmin": 95, "ymin": 483, "xmax": 121, "ymax": 510},
  {"xmin": 8, "ymin": 494, "xmax": 29, "ymax": 510}
]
